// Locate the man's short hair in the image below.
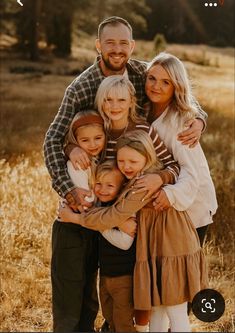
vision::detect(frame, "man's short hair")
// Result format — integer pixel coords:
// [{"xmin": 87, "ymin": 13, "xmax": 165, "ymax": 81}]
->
[{"xmin": 97, "ymin": 16, "xmax": 133, "ymax": 39}]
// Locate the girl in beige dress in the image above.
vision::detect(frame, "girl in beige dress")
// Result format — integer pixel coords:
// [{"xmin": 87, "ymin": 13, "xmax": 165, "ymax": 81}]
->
[{"xmin": 59, "ymin": 129, "xmax": 208, "ymax": 332}]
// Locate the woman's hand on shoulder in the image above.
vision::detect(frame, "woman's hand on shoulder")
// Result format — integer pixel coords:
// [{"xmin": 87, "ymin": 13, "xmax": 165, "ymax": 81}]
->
[
  {"xmin": 69, "ymin": 146, "xmax": 91, "ymax": 170},
  {"xmin": 177, "ymin": 118, "xmax": 204, "ymax": 148},
  {"xmin": 152, "ymin": 189, "xmax": 171, "ymax": 211},
  {"xmin": 133, "ymin": 174, "xmax": 163, "ymax": 201}
]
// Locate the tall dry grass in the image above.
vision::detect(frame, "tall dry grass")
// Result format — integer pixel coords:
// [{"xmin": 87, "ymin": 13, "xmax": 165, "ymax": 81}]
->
[{"xmin": 0, "ymin": 38, "xmax": 234, "ymax": 331}]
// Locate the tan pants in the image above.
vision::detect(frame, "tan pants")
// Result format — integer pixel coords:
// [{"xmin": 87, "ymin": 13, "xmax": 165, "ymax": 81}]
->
[{"xmin": 99, "ymin": 275, "xmax": 135, "ymax": 332}]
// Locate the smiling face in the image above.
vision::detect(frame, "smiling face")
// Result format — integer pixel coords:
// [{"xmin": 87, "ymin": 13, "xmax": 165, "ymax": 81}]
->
[
  {"xmin": 75, "ymin": 125, "xmax": 105, "ymax": 157},
  {"xmin": 96, "ymin": 23, "xmax": 135, "ymax": 75},
  {"xmin": 102, "ymin": 86, "xmax": 132, "ymax": 129},
  {"xmin": 145, "ymin": 64, "xmax": 175, "ymax": 108},
  {"xmin": 117, "ymin": 146, "xmax": 147, "ymax": 179},
  {"xmin": 94, "ymin": 169, "xmax": 124, "ymax": 203}
]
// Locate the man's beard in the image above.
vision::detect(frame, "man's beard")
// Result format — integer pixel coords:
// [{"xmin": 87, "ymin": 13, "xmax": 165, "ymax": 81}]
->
[{"xmin": 101, "ymin": 53, "xmax": 127, "ymax": 72}]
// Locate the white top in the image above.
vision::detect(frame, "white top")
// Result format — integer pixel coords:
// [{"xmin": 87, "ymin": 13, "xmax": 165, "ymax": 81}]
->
[
  {"xmin": 67, "ymin": 160, "xmax": 134, "ymax": 249},
  {"xmin": 67, "ymin": 160, "xmax": 95, "ymax": 203},
  {"xmin": 151, "ymin": 110, "xmax": 218, "ymax": 228}
]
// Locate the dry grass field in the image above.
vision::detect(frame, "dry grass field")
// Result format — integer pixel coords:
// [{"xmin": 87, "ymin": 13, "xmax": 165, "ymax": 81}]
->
[{"xmin": 0, "ymin": 36, "xmax": 234, "ymax": 331}]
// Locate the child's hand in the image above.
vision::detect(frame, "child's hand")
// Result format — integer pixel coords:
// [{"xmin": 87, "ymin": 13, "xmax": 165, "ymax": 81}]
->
[
  {"xmin": 119, "ymin": 217, "xmax": 137, "ymax": 237},
  {"xmin": 133, "ymin": 174, "xmax": 163, "ymax": 200},
  {"xmin": 152, "ymin": 189, "xmax": 171, "ymax": 211},
  {"xmin": 69, "ymin": 146, "xmax": 91, "ymax": 170},
  {"xmin": 58, "ymin": 201, "xmax": 79, "ymax": 223},
  {"xmin": 65, "ymin": 188, "xmax": 93, "ymax": 212}
]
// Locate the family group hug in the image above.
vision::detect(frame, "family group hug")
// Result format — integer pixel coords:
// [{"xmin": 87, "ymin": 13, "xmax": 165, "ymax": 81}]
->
[{"xmin": 43, "ymin": 16, "xmax": 218, "ymax": 333}]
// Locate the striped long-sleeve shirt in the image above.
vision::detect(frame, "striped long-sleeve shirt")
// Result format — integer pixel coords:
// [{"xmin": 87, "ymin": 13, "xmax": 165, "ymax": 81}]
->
[{"xmin": 104, "ymin": 121, "xmax": 180, "ymax": 184}]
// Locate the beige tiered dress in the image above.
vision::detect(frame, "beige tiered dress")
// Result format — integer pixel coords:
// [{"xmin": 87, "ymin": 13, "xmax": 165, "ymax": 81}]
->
[{"xmin": 134, "ymin": 207, "xmax": 208, "ymax": 310}]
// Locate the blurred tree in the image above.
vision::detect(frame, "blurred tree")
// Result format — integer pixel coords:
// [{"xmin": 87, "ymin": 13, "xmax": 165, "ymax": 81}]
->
[
  {"xmin": 75, "ymin": 0, "xmax": 151, "ymax": 38},
  {"xmin": 14, "ymin": 0, "xmax": 92, "ymax": 58},
  {"xmin": 43, "ymin": 0, "xmax": 86, "ymax": 57},
  {"xmin": 0, "ymin": 0, "xmax": 19, "ymax": 36},
  {"xmin": 16, "ymin": 0, "xmax": 42, "ymax": 60}
]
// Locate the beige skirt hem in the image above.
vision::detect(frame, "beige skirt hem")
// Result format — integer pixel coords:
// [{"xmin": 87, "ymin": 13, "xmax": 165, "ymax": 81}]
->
[{"xmin": 134, "ymin": 248, "xmax": 208, "ymax": 310}]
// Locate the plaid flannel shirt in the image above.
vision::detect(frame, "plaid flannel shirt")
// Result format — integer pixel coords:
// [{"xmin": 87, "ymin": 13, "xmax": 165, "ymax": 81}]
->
[{"xmin": 43, "ymin": 57, "xmax": 148, "ymax": 197}]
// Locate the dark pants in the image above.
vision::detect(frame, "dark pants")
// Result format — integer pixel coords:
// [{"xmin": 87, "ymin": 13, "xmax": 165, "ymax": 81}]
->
[
  {"xmin": 188, "ymin": 224, "xmax": 209, "ymax": 315},
  {"xmin": 196, "ymin": 225, "xmax": 208, "ymax": 247},
  {"xmin": 51, "ymin": 220, "xmax": 99, "ymax": 332}
]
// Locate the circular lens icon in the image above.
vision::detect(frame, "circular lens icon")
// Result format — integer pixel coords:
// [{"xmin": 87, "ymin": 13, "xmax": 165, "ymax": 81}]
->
[{"xmin": 192, "ymin": 289, "xmax": 225, "ymax": 322}]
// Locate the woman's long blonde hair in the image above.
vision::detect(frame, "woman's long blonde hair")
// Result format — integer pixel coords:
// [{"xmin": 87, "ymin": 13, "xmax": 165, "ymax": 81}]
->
[
  {"xmin": 95, "ymin": 75, "xmax": 144, "ymax": 130},
  {"xmin": 147, "ymin": 52, "xmax": 202, "ymax": 127},
  {"xmin": 116, "ymin": 130, "xmax": 163, "ymax": 174}
]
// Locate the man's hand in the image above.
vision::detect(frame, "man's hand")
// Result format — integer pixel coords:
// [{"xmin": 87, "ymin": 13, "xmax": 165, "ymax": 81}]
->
[
  {"xmin": 152, "ymin": 189, "xmax": 171, "ymax": 211},
  {"xmin": 119, "ymin": 217, "xmax": 137, "ymax": 237},
  {"xmin": 69, "ymin": 146, "xmax": 91, "ymax": 170},
  {"xmin": 133, "ymin": 174, "xmax": 163, "ymax": 201},
  {"xmin": 65, "ymin": 187, "xmax": 93, "ymax": 212},
  {"xmin": 177, "ymin": 118, "xmax": 204, "ymax": 148}
]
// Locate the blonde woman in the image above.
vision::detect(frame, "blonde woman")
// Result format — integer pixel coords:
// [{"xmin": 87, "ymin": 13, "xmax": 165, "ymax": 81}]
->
[
  {"xmin": 142, "ymin": 52, "xmax": 217, "ymax": 331},
  {"xmin": 144, "ymin": 53, "xmax": 217, "ymax": 245}
]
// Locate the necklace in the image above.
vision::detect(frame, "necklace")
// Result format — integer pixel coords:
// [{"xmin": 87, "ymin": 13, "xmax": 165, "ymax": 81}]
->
[{"xmin": 108, "ymin": 122, "xmax": 129, "ymax": 140}]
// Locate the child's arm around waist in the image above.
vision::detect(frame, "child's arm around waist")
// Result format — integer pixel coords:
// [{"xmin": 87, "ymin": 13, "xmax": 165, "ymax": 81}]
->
[{"xmin": 59, "ymin": 186, "xmax": 150, "ymax": 232}]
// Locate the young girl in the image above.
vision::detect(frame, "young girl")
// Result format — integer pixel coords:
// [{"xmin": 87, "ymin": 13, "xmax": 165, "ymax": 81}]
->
[
  {"xmin": 67, "ymin": 75, "xmax": 180, "ymax": 199},
  {"xmin": 51, "ymin": 109, "xmax": 106, "ymax": 332},
  {"xmin": 59, "ymin": 130, "xmax": 208, "ymax": 332},
  {"xmin": 65, "ymin": 109, "xmax": 106, "ymax": 207}
]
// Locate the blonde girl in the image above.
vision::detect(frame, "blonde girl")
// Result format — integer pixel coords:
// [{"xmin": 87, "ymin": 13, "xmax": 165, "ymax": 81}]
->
[
  {"xmin": 68, "ymin": 75, "xmax": 180, "ymax": 200},
  {"xmin": 59, "ymin": 129, "xmax": 208, "ymax": 332}
]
